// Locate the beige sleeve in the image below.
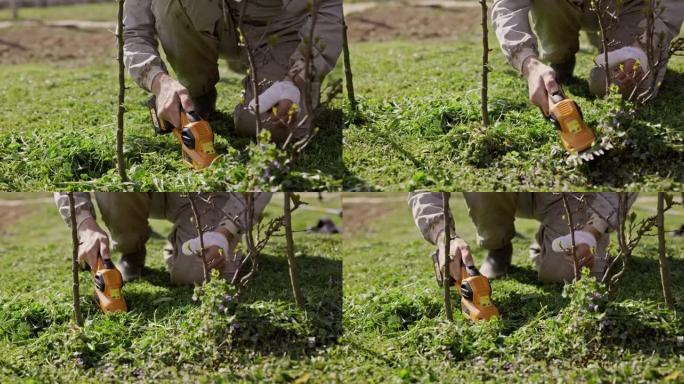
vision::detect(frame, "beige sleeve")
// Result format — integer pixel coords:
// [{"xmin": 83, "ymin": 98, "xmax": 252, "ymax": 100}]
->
[
  {"xmin": 491, "ymin": 0, "xmax": 539, "ymax": 72},
  {"xmin": 408, "ymin": 192, "xmax": 457, "ymax": 245},
  {"xmin": 585, "ymin": 193, "xmax": 638, "ymax": 234},
  {"xmin": 123, "ymin": 0, "xmax": 168, "ymax": 92},
  {"xmin": 53, "ymin": 192, "xmax": 96, "ymax": 228},
  {"xmin": 289, "ymin": 0, "xmax": 344, "ymax": 81}
]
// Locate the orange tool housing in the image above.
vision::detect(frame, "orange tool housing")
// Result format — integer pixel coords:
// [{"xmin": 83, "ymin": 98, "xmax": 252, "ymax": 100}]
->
[
  {"xmin": 92, "ymin": 259, "xmax": 127, "ymax": 313},
  {"xmin": 148, "ymin": 97, "xmax": 218, "ymax": 170},
  {"xmin": 548, "ymin": 92, "xmax": 596, "ymax": 154},
  {"xmin": 456, "ymin": 265, "xmax": 500, "ymax": 321},
  {"xmin": 173, "ymin": 113, "xmax": 218, "ymax": 170}
]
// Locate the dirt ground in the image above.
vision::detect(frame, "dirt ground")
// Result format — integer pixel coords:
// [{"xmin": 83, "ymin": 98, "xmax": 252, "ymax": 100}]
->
[
  {"xmin": 342, "ymin": 195, "xmax": 407, "ymax": 235},
  {"xmin": 0, "ymin": 25, "xmax": 113, "ymax": 65},
  {"xmin": 0, "ymin": 6, "xmax": 479, "ymax": 65},
  {"xmin": 346, "ymin": 5, "xmax": 481, "ymax": 42},
  {"xmin": 0, "ymin": 205, "xmax": 33, "ymax": 233}
]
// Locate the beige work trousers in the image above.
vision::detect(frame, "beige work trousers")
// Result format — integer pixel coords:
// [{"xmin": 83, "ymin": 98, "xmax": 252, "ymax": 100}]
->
[
  {"xmin": 463, "ymin": 192, "xmax": 610, "ymax": 283},
  {"xmin": 151, "ymin": 0, "xmax": 318, "ymax": 142},
  {"xmin": 94, "ymin": 192, "xmax": 270, "ymax": 285}
]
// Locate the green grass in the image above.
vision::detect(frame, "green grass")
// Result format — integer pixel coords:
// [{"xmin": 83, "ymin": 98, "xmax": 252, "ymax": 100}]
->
[
  {"xmin": 0, "ymin": 27, "xmax": 345, "ymax": 191},
  {"xmin": 344, "ymin": 33, "xmax": 684, "ymax": 190},
  {"xmin": 0, "ymin": 3, "xmax": 116, "ymax": 22},
  {"xmin": 0, "ymin": 192, "xmax": 343, "ymax": 382},
  {"xmin": 342, "ymin": 193, "xmax": 684, "ymax": 382}
]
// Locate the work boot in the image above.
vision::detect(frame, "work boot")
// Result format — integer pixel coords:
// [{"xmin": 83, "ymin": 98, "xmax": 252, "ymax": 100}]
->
[
  {"xmin": 117, "ymin": 249, "xmax": 146, "ymax": 282},
  {"xmin": 588, "ymin": 66, "xmax": 609, "ymax": 97},
  {"xmin": 551, "ymin": 56, "xmax": 576, "ymax": 85},
  {"xmin": 529, "ymin": 242, "xmax": 541, "ymax": 263},
  {"xmin": 480, "ymin": 243, "xmax": 513, "ymax": 279},
  {"xmin": 192, "ymin": 88, "xmax": 217, "ymax": 121}
]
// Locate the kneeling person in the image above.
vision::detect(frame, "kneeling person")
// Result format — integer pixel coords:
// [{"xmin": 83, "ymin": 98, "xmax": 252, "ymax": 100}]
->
[
  {"xmin": 55, "ymin": 192, "xmax": 272, "ymax": 285},
  {"xmin": 124, "ymin": 0, "xmax": 343, "ymax": 143},
  {"xmin": 409, "ymin": 192, "xmax": 636, "ymax": 283}
]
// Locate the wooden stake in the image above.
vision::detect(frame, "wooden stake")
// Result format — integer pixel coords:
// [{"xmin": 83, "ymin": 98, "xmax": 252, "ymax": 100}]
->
[
  {"xmin": 479, "ymin": 0, "xmax": 489, "ymax": 127},
  {"xmin": 441, "ymin": 192, "xmax": 453, "ymax": 321},
  {"xmin": 657, "ymin": 192, "xmax": 674, "ymax": 308},
  {"xmin": 10, "ymin": 0, "xmax": 18, "ymax": 20},
  {"xmin": 68, "ymin": 192, "xmax": 83, "ymax": 327},
  {"xmin": 342, "ymin": 17, "xmax": 357, "ymax": 112},
  {"xmin": 284, "ymin": 193, "xmax": 305, "ymax": 308},
  {"xmin": 116, "ymin": 0, "xmax": 127, "ymax": 181}
]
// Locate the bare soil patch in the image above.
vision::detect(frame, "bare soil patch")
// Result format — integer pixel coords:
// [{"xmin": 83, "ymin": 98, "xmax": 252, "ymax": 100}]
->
[
  {"xmin": 342, "ymin": 201, "xmax": 394, "ymax": 235},
  {"xmin": 346, "ymin": 5, "xmax": 481, "ymax": 42},
  {"xmin": 0, "ymin": 25, "xmax": 114, "ymax": 65},
  {"xmin": 0, "ymin": 205, "xmax": 34, "ymax": 233}
]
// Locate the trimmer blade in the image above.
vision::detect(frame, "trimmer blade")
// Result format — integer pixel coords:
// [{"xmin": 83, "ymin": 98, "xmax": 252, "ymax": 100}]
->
[{"xmin": 565, "ymin": 136, "xmax": 614, "ymax": 166}]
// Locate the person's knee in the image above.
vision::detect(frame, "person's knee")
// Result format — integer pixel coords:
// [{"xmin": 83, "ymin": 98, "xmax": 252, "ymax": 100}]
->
[
  {"xmin": 168, "ymin": 257, "xmax": 207, "ymax": 286},
  {"xmin": 234, "ymin": 107, "xmax": 289, "ymax": 143},
  {"xmin": 537, "ymin": 265, "xmax": 574, "ymax": 283}
]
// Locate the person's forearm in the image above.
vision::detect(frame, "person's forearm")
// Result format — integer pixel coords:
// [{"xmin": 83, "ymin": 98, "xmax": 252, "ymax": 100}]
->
[
  {"xmin": 409, "ymin": 192, "xmax": 456, "ymax": 245},
  {"xmin": 491, "ymin": 0, "xmax": 539, "ymax": 72},
  {"xmin": 123, "ymin": 0, "xmax": 167, "ymax": 92},
  {"xmin": 53, "ymin": 192, "xmax": 96, "ymax": 228}
]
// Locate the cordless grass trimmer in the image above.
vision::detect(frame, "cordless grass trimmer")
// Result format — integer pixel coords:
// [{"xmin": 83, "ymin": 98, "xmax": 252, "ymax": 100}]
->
[
  {"xmin": 88, "ymin": 257, "xmax": 127, "ymax": 313},
  {"xmin": 432, "ymin": 252, "xmax": 499, "ymax": 321},
  {"xmin": 148, "ymin": 96, "xmax": 218, "ymax": 170},
  {"xmin": 544, "ymin": 90, "xmax": 613, "ymax": 165}
]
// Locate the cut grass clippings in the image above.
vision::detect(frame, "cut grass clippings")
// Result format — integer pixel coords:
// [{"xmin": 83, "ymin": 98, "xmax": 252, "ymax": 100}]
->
[
  {"xmin": 0, "ymin": 193, "xmax": 342, "ymax": 382},
  {"xmin": 342, "ymin": 193, "xmax": 684, "ymax": 382}
]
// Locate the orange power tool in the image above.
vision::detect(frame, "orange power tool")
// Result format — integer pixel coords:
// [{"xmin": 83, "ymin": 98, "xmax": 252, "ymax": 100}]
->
[
  {"xmin": 546, "ymin": 91, "xmax": 612, "ymax": 164},
  {"xmin": 148, "ymin": 96, "xmax": 218, "ymax": 170},
  {"xmin": 432, "ymin": 252, "xmax": 499, "ymax": 321},
  {"xmin": 457, "ymin": 264, "xmax": 499, "ymax": 321},
  {"xmin": 91, "ymin": 258, "xmax": 127, "ymax": 313}
]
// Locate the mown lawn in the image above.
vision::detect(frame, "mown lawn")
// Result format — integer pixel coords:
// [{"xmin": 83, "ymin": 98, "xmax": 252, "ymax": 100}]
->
[
  {"xmin": 342, "ymin": 193, "xmax": 684, "ymax": 382},
  {"xmin": 0, "ymin": 192, "xmax": 343, "ymax": 382},
  {"xmin": 344, "ymin": 23, "xmax": 684, "ymax": 190},
  {"xmin": 0, "ymin": 5, "xmax": 347, "ymax": 191}
]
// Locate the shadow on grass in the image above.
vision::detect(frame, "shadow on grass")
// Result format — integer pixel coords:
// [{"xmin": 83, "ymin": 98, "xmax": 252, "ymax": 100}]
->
[
  {"xmin": 123, "ymin": 251, "xmax": 342, "ymax": 356},
  {"xmin": 209, "ymin": 107, "xmax": 346, "ymax": 190},
  {"xmin": 244, "ymin": 252, "xmax": 343, "ymax": 345},
  {"xmin": 582, "ymin": 69, "xmax": 684, "ymax": 186}
]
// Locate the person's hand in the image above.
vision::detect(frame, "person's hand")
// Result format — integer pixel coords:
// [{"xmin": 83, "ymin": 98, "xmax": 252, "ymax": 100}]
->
[
  {"xmin": 151, "ymin": 73, "xmax": 195, "ymax": 129},
  {"xmin": 437, "ymin": 232, "xmax": 475, "ymax": 282},
  {"xmin": 522, "ymin": 56, "xmax": 561, "ymax": 116},
  {"xmin": 552, "ymin": 225, "xmax": 601, "ymax": 271},
  {"xmin": 249, "ymin": 79, "xmax": 301, "ymax": 131},
  {"xmin": 201, "ymin": 246, "xmax": 227, "ymax": 270},
  {"xmin": 77, "ymin": 217, "xmax": 111, "ymax": 270},
  {"xmin": 181, "ymin": 231, "xmax": 230, "ymax": 271},
  {"xmin": 612, "ymin": 55, "xmax": 646, "ymax": 97},
  {"xmin": 268, "ymin": 99, "xmax": 299, "ymax": 130},
  {"xmin": 567, "ymin": 243, "xmax": 595, "ymax": 269}
]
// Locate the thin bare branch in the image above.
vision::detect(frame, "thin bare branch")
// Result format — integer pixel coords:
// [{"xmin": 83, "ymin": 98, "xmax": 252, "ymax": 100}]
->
[
  {"xmin": 441, "ymin": 192, "xmax": 453, "ymax": 322},
  {"xmin": 561, "ymin": 193, "xmax": 579, "ymax": 281},
  {"xmin": 188, "ymin": 193, "xmax": 210, "ymax": 283}
]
